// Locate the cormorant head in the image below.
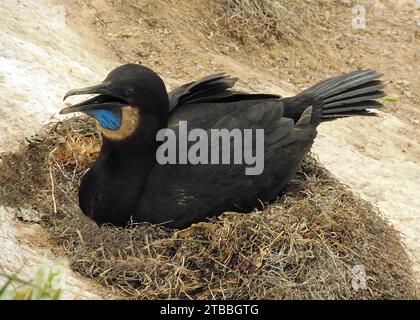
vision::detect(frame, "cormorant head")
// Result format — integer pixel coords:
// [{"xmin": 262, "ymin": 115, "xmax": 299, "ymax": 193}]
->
[{"xmin": 60, "ymin": 64, "xmax": 169, "ymax": 145}]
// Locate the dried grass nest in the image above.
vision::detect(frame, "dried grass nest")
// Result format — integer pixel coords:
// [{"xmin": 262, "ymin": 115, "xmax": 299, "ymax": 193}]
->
[{"xmin": 0, "ymin": 117, "xmax": 416, "ymax": 299}]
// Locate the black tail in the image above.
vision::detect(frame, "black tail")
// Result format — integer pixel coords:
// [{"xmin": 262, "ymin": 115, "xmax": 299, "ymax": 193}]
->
[{"xmin": 282, "ymin": 70, "xmax": 385, "ymax": 123}]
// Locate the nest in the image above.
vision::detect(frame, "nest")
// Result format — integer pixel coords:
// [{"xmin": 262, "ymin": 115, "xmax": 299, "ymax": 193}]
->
[{"xmin": 0, "ymin": 117, "xmax": 416, "ymax": 299}]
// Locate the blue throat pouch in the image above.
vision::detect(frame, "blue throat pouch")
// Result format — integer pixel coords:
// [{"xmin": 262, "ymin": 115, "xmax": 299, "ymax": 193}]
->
[{"xmin": 87, "ymin": 109, "xmax": 122, "ymax": 131}]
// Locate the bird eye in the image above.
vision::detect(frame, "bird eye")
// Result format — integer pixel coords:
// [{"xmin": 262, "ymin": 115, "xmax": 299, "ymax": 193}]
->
[{"xmin": 124, "ymin": 88, "xmax": 135, "ymax": 97}]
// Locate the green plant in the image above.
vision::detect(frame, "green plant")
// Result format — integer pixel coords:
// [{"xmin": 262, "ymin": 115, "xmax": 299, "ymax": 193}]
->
[
  {"xmin": 0, "ymin": 261, "xmax": 69, "ymax": 300},
  {"xmin": 381, "ymin": 96, "xmax": 399, "ymax": 102}
]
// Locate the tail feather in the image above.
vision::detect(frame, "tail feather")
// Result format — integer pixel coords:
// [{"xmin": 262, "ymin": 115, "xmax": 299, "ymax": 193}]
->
[
  {"xmin": 323, "ymin": 92, "xmax": 385, "ymax": 109},
  {"xmin": 304, "ymin": 70, "xmax": 382, "ymax": 98},
  {"xmin": 283, "ymin": 70, "xmax": 386, "ymax": 123},
  {"xmin": 323, "ymin": 81, "xmax": 385, "ymax": 104},
  {"xmin": 321, "ymin": 111, "xmax": 377, "ymax": 121},
  {"xmin": 323, "ymin": 101, "xmax": 383, "ymax": 115}
]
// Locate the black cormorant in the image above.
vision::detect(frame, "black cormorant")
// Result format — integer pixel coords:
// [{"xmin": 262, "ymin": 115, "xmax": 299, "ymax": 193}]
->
[{"xmin": 60, "ymin": 64, "xmax": 385, "ymax": 228}]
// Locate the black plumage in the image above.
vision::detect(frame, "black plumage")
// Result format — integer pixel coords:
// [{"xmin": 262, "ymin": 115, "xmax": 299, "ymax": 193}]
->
[{"xmin": 60, "ymin": 64, "xmax": 385, "ymax": 228}]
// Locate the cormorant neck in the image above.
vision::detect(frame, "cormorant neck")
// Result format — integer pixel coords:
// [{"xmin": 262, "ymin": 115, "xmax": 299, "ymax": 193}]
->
[
  {"xmin": 101, "ymin": 129, "xmax": 157, "ymax": 157},
  {"xmin": 79, "ymin": 148, "xmax": 156, "ymax": 226}
]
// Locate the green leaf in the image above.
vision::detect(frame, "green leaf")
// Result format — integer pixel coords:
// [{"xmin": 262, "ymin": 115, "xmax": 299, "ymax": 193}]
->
[
  {"xmin": 0, "ymin": 277, "xmax": 14, "ymax": 299},
  {"xmin": 381, "ymin": 96, "xmax": 399, "ymax": 102}
]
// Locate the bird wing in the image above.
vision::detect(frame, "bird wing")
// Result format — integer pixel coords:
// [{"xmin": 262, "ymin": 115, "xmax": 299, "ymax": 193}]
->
[
  {"xmin": 138, "ymin": 99, "xmax": 316, "ymax": 228},
  {"xmin": 168, "ymin": 73, "xmax": 280, "ymax": 112}
]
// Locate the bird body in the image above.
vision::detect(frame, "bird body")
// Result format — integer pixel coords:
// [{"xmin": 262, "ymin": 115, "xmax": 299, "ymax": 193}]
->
[{"xmin": 61, "ymin": 65, "xmax": 385, "ymax": 229}]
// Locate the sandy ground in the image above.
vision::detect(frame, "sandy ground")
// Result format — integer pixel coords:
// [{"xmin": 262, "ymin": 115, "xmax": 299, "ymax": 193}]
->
[{"xmin": 0, "ymin": 0, "xmax": 419, "ymax": 296}]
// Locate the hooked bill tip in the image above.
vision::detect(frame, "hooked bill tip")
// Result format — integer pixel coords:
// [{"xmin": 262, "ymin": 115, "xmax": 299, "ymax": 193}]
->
[
  {"xmin": 63, "ymin": 90, "xmax": 76, "ymax": 102},
  {"xmin": 59, "ymin": 107, "xmax": 70, "ymax": 115},
  {"xmin": 63, "ymin": 92, "xmax": 71, "ymax": 102}
]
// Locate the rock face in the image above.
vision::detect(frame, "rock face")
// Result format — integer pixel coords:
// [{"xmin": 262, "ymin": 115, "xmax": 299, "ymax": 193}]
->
[
  {"xmin": 0, "ymin": 207, "xmax": 103, "ymax": 299},
  {"xmin": 0, "ymin": 0, "xmax": 115, "ymax": 298},
  {"xmin": 0, "ymin": 0, "xmax": 114, "ymax": 153}
]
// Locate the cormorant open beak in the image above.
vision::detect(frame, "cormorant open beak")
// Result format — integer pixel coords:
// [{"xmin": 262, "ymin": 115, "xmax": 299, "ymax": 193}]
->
[{"xmin": 60, "ymin": 82, "xmax": 127, "ymax": 115}]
